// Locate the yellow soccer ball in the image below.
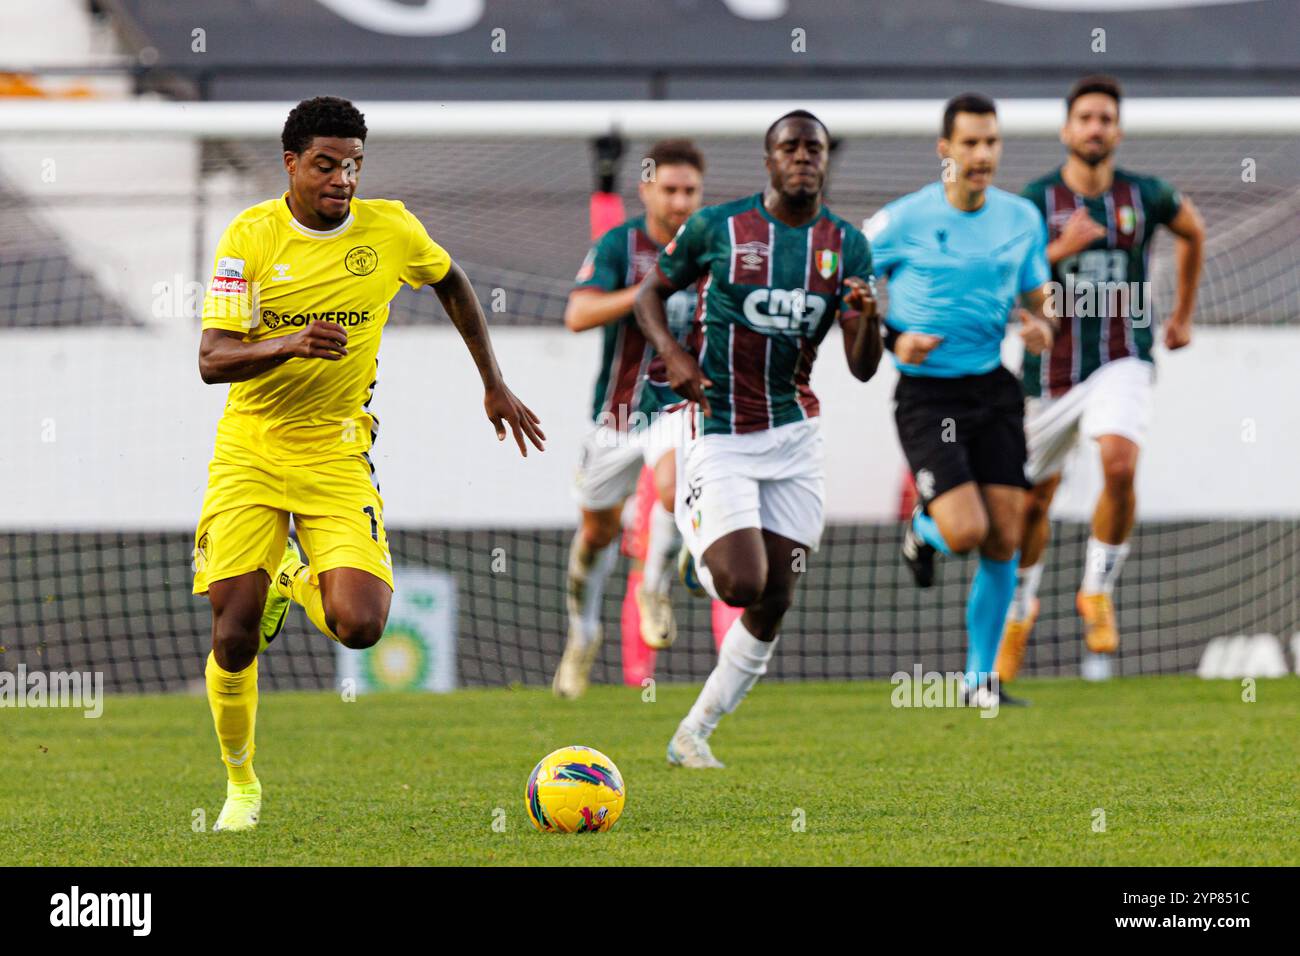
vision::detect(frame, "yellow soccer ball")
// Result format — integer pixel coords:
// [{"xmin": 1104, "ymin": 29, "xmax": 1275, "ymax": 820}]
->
[{"xmin": 525, "ymin": 745, "xmax": 625, "ymax": 833}]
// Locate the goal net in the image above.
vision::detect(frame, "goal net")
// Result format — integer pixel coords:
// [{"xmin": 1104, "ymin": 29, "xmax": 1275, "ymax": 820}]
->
[{"xmin": 1, "ymin": 99, "xmax": 1297, "ymax": 692}]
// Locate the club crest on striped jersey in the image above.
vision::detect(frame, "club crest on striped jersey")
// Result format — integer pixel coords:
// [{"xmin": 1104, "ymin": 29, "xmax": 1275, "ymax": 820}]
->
[{"xmin": 815, "ymin": 249, "xmax": 839, "ymax": 280}]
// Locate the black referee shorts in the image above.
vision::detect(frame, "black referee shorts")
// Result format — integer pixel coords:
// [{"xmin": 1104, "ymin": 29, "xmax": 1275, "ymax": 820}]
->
[{"xmin": 893, "ymin": 365, "xmax": 1030, "ymax": 505}]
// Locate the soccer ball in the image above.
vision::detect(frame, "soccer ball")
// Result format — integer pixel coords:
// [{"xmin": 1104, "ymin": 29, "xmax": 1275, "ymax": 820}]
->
[{"xmin": 525, "ymin": 745, "xmax": 625, "ymax": 833}]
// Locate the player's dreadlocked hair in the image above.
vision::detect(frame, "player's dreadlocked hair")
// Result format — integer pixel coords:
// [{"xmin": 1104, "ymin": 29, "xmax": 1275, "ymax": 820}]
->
[{"xmin": 281, "ymin": 96, "xmax": 368, "ymax": 155}]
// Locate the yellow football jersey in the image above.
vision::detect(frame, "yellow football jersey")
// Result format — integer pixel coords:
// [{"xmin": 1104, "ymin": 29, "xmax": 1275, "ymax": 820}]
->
[{"xmin": 202, "ymin": 193, "xmax": 451, "ymax": 462}]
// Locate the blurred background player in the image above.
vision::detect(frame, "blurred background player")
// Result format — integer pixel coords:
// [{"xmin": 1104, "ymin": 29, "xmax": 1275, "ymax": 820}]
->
[
  {"xmin": 997, "ymin": 75, "xmax": 1205, "ymax": 681},
  {"xmin": 193, "ymin": 97, "xmax": 544, "ymax": 831},
  {"xmin": 867, "ymin": 94, "xmax": 1056, "ymax": 707},
  {"xmin": 552, "ymin": 138, "xmax": 706, "ymax": 698},
  {"xmin": 636, "ymin": 111, "xmax": 881, "ymax": 767}
]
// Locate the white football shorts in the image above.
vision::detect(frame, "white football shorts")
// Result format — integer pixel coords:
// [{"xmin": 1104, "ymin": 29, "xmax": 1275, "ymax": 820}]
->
[
  {"xmin": 675, "ymin": 414, "xmax": 826, "ymax": 559},
  {"xmin": 1024, "ymin": 356, "xmax": 1154, "ymax": 485},
  {"xmin": 572, "ymin": 407, "xmax": 685, "ymax": 511}
]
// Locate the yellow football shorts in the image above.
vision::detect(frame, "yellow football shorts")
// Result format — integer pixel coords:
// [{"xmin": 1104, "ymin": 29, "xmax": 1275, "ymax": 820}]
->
[{"xmin": 192, "ymin": 445, "xmax": 393, "ymax": 595}]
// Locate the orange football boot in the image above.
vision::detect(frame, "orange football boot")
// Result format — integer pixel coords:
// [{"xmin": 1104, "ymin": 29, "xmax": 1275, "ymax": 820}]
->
[
  {"xmin": 1077, "ymin": 591, "xmax": 1118, "ymax": 654},
  {"xmin": 995, "ymin": 598, "xmax": 1039, "ymax": 682}
]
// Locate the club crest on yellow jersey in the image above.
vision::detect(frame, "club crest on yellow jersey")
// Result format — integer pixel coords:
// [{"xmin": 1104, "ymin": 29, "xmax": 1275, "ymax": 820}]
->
[{"xmin": 345, "ymin": 245, "xmax": 379, "ymax": 276}]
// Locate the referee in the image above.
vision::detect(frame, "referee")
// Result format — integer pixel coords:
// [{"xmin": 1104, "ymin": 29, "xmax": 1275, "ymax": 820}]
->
[{"xmin": 866, "ymin": 93, "xmax": 1056, "ymax": 706}]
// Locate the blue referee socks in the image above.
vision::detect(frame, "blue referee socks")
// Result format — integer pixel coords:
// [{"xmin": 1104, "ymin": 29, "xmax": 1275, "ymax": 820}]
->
[
  {"xmin": 965, "ymin": 553, "xmax": 1019, "ymax": 685},
  {"xmin": 912, "ymin": 511, "xmax": 952, "ymax": 555}
]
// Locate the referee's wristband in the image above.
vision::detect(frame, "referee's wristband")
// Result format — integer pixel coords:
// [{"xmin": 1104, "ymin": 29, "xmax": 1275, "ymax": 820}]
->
[{"xmin": 882, "ymin": 324, "xmax": 902, "ymax": 353}]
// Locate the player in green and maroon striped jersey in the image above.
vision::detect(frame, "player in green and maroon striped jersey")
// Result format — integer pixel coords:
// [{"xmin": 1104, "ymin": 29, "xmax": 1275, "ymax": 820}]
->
[
  {"xmin": 996, "ymin": 75, "xmax": 1205, "ymax": 681},
  {"xmin": 635, "ymin": 111, "xmax": 883, "ymax": 768},
  {"xmin": 552, "ymin": 139, "xmax": 705, "ymax": 699}
]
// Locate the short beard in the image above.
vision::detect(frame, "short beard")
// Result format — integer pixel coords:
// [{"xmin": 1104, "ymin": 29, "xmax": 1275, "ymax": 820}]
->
[
  {"xmin": 1072, "ymin": 146, "xmax": 1111, "ymax": 169},
  {"xmin": 654, "ymin": 213, "xmax": 683, "ymax": 238},
  {"xmin": 781, "ymin": 181, "xmax": 821, "ymax": 206}
]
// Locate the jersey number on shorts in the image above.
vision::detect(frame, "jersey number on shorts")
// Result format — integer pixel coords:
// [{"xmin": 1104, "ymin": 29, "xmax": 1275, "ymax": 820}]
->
[{"xmin": 362, "ymin": 505, "xmax": 379, "ymax": 542}]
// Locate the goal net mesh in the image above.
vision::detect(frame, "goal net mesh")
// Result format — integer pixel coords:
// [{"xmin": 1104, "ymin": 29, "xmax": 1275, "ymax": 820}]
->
[{"xmin": 1, "ymin": 121, "xmax": 1297, "ymax": 692}]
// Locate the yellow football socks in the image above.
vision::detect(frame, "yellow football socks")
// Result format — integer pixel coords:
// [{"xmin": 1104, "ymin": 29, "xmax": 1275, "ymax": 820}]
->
[
  {"xmin": 284, "ymin": 567, "xmax": 340, "ymax": 642},
  {"xmin": 205, "ymin": 652, "xmax": 258, "ymax": 786}
]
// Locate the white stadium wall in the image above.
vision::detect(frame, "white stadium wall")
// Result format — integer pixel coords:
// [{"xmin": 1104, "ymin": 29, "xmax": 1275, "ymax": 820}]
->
[{"xmin": 3, "ymin": 325, "xmax": 1298, "ymax": 530}]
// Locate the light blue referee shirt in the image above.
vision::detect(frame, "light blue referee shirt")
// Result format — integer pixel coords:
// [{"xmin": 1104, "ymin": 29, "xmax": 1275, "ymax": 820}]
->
[{"xmin": 865, "ymin": 181, "xmax": 1050, "ymax": 378}]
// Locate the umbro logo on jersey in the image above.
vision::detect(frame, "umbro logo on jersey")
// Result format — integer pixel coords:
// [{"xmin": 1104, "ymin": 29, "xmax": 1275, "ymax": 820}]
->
[
  {"xmin": 1049, "ymin": 210, "xmax": 1075, "ymax": 233},
  {"xmin": 736, "ymin": 240, "xmax": 769, "ymax": 269},
  {"xmin": 633, "ymin": 251, "xmax": 658, "ymax": 279},
  {"xmin": 731, "ymin": 233, "xmax": 772, "ymax": 284}
]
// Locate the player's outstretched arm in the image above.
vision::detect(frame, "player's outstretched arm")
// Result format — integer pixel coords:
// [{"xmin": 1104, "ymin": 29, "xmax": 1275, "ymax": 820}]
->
[
  {"xmin": 840, "ymin": 276, "xmax": 884, "ymax": 382},
  {"xmin": 198, "ymin": 321, "xmax": 348, "ymax": 384},
  {"xmin": 633, "ymin": 269, "xmax": 712, "ymax": 417},
  {"xmin": 564, "ymin": 286, "xmax": 641, "ymax": 333},
  {"xmin": 430, "ymin": 261, "xmax": 546, "ymax": 456},
  {"xmin": 1164, "ymin": 195, "xmax": 1205, "ymax": 350}
]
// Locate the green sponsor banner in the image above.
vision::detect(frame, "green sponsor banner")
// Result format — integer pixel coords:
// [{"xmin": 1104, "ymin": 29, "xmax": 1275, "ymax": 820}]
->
[{"xmin": 336, "ymin": 567, "xmax": 457, "ymax": 693}]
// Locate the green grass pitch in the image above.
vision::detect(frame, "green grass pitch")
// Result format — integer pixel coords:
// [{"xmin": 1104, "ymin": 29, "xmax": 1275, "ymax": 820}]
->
[{"xmin": 2, "ymin": 676, "xmax": 1296, "ymax": 866}]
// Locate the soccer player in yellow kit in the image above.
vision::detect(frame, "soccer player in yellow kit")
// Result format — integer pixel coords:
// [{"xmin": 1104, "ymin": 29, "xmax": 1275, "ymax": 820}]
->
[{"xmin": 193, "ymin": 97, "xmax": 544, "ymax": 831}]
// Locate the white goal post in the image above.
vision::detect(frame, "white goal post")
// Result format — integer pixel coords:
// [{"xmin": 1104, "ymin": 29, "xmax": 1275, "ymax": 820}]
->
[{"xmin": 0, "ymin": 97, "xmax": 1296, "ymax": 137}]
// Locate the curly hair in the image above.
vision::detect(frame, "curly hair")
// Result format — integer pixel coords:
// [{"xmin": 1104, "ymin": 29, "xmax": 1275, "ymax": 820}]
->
[{"xmin": 281, "ymin": 96, "xmax": 368, "ymax": 155}]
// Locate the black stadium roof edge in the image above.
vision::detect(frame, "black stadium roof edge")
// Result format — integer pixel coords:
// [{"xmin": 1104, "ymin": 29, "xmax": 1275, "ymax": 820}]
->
[{"xmin": 93, "ymin": 0, "xmax": 1300, "ymax": 101}]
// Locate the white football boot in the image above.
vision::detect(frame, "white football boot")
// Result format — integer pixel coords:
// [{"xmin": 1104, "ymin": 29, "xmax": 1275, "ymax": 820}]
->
[
  {"xmin": 666, "ymin": 724, "xmax": 725, "ymax": 769},
  {"xmin": 553, "ymin": 622, "xmax": 601, "ymax": 699},
  {"xmin": 636, "ymin": 584, "xmax": 677, "ymax": 650}
]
